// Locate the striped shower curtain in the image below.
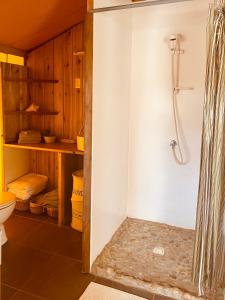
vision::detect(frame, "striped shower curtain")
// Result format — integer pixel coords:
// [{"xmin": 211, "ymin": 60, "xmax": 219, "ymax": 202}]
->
[{"xmin": 193, "ymin": 0, "xmax": 225, "ymax": 297}]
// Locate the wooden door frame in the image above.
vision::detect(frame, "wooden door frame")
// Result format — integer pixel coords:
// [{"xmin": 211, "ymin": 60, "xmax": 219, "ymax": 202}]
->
[
  {"xmin": 0, "ymin": 64, "xmax": 4, "ymax": 193},
  {"xmin": 82, "ymin": 0, "xmax": 93, "ymax": 273}
]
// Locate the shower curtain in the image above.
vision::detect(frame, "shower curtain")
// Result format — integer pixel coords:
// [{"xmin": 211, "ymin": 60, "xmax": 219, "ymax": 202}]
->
[{"xmin": 193, "ymin": 0, "xmax": 225, "ymax": 297}]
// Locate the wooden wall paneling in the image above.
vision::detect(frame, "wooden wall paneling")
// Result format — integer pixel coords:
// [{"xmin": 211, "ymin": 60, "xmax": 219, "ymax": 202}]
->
[
  {"xmin": 74, "ymin": 54, "xmax": 84, "ymax": 136},
  {"xmin": 63, "ymin": 30, "xmax": 73, "ymax": 140},
  {"xmin": 44, "ymin": 151, "xmax": 56, "ymax": 190},
  {"xmin": 30, "ymin": 150, "xmax": 58, "ymax": 190},
  {"xmin": 27, "ymin": 23, "xmax": 85, "ymax": 141},
  {"xmin": 27, "ymin": 48, "xmax": 43, "ymax": 133},
  {"xmin": 27, "ymin": 41, "xmax": 54, "ymax": 134},
  {"xmin": 2, "ymin": 63, "xmax": 28, "ymax": 142},
  {"xmin": 45, "ymin": 42, "xmax": 54, "ymax": 132},
  {"xmin": 27, "ymin": 42, "xmax": 57, "ymax": 191},
  {"xmin": 53, "ymin": 35, "xmax": 64, "ymax": 139},
  {"xmin": 37, "ymin": 152, "xmax": 50, "ymax": 189},
  {"xmin": 73, "ymin": 23, "xmax": 84, "ymax": 53},
  {"xmin": 50, "ymin": 151, "xmax": 58, "ymax": 189},
  {"xmin": 72, "ymin": 23, "xmax": 84, "ymax": 139},
  {"xmin": 18, "ymin": 65, "xmax": 29, "ymax": 133},
  {"xmin": 26, "ymin": 22, "xmax": 87, "ymax": 242},
  {"xmin": 30, "ymin": 150, "xmax": 37, "ymax": 173},
  {"xmin": 82, "ymin": 3, "xmax": 93, "ymax": 273},
  {"xmin": 42, "ymin": 41, "xmax": 54, "ymax": 135}
]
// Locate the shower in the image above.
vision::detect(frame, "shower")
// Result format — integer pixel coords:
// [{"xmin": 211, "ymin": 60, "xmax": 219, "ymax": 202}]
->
[{"xmin": 168, "ymin": 34, "xmax": 193, "ymax": 165}]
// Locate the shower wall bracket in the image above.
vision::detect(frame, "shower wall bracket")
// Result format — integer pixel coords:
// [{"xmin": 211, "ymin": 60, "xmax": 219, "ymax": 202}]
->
[{"xmin": 174, "ymin": 86, "xmax": 194, "ymax": 92}]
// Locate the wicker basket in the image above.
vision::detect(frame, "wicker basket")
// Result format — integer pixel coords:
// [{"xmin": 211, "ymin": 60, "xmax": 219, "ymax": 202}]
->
[
  {"xmin": 44, "ymin": 136, "xmax": 56, "ymax": 144},
  {"xmin": 15, "ymin": 198, "xmax": 29, "ymax": 211},
  {"xmin": 30, "ymin": 199, "xmax": 44, "ymax": 215},
  {"xmin": 47, "ymin": 206, "xmax": 58, "ymax": 218}
]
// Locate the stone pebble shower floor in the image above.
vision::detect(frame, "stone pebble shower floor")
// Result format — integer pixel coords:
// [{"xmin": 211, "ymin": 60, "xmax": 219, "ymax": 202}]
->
[{"xmin": 92, "ymin": 218, "xmax": 204, "ymax": 300}]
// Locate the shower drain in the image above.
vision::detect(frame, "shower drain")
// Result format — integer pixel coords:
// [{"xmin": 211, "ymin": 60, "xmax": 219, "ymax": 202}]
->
[{"xmin": 153, "ymin": 246, "xmax": 165, "ymax": 256}]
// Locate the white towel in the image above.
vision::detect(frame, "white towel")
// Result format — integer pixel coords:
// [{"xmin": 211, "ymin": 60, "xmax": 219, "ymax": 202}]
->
[{"xmin": 8, "ymin": 173, "xmax": 48, "ymax": 201}]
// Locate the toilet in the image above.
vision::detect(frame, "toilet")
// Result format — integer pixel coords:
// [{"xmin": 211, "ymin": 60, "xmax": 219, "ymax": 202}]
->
[{"xmin": 0, "ymin": 192, "xmax": 16, "ymax": 245}]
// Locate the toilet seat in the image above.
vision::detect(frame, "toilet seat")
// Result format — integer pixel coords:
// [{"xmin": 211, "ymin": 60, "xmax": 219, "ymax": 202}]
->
[{"xmin": 0, "ymin": 192, "xmax": 16, "ymax": 209}]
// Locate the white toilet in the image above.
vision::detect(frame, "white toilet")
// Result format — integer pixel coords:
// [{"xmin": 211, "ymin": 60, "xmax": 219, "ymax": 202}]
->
[{"xmin": 0, "ymin": 192, "xmax": 16, "ymax": 245}]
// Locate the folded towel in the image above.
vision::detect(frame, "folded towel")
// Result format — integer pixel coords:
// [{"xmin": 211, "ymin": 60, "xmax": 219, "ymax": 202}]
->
[
  {"xmin": 33, "ymin": 190, "xmax": 58, "ymax": 208},
  {"xmin": 19, "ymin": 130, "xmax": 41, "ymax": 138},
  {"xmin": 18, "ymin": 130, "xmax": 42, "ymax": 144},
  {"xmin": 8, "ymin": 173, "xmax": 48, "ymax": 201}
]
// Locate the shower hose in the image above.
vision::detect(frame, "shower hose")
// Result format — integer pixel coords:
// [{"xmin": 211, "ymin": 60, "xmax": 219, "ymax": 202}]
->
[{"xmin": 171, "ymin": 51, "xmax": 186, "ymax": 165}]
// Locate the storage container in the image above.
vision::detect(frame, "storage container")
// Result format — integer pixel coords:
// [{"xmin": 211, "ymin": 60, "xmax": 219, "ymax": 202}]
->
[
  {"xmin": 47, "ymin": 206, "xmax": 58, "ymax": 218},
  {"xmin": 15, "ymin": 198, "xmax": 29, "ymax": 211},
  {"xmin": 71, "ymin": 169, "xmax": 83, "ymax": 232},
  {"xmin": 30, "ymin": 198, "xmax": 44, "ymax": 215},
  {"xmin": 77, "ymin": 136, "xmax": 84, "ymax": 152},
  {"xmin": 44, "ymin": 136, "xmax": 56, "ymax": 143}
]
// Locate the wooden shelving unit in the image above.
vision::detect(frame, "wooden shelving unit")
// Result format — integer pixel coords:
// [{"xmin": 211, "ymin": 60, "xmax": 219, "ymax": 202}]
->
[
  {"xmin": 4, "ymin": 142, "xmax": 84, "ymax": 155},
  {"xmin": 0, "ymin": 22, "xmax": 85, "ymax": 227}
]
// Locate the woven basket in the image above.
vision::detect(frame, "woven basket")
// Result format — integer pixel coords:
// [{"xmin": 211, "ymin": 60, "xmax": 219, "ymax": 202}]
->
[
  {"xmin": 47, "ymin": 206, "xmax": 58, "ymax": 218},
  {"xmin": 30, "ymin": 199, "xmax": 44, "ymax": 215},
  {"xmin": 15, "ymin": 198, "xmax": 29, "ymax": 211}
]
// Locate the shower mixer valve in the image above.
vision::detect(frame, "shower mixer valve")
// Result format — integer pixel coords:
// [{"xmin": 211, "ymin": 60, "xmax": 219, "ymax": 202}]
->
[{"xmin": 170, "ymin": 140, "xmax": 177, "ymax": 148}]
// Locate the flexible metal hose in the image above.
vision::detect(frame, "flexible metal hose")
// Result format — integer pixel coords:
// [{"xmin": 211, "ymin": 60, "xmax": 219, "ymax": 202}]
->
[{"xmin": 171, "ymin": 51, "xmax": 186, "ymax": 165}]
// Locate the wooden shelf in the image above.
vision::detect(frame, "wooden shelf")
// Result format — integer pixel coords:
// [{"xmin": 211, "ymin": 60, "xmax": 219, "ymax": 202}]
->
[
  {"xmin": 4, "ymin": 78, "xmax": 58, "ymax": 83},
  {"xmin": 4, "ymin": 110, "xmax": 59, "ymax": 116},
  {"xmin": 4, "ymin": 142, "xmax": 84, "ymax": 155}
]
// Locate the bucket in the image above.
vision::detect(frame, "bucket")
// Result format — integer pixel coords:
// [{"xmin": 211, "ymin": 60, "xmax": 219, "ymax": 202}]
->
[{"xmin": 71, "ymin": 169, "xmax": 83, "ymax": 232}]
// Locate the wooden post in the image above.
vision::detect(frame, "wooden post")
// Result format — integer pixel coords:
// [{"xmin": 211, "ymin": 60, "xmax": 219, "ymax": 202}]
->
[
  {"xmin": 82, "ymin": 0, "xmax": 93, "ymax": 273},
  {"xmin": 0, "ymin": 64, "xmax": 5, "ymax": 192},
  {"xmin": 58, "ymin": 152, "xmax": 65, "ymax": 226}
]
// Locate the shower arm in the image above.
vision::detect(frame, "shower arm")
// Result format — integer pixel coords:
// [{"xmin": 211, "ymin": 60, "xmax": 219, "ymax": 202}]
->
[{"xmin": 89, "ymin": 0, "xmax": 192, "ymax": 13}]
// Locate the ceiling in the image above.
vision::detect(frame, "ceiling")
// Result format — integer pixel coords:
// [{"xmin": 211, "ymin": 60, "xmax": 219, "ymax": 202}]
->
[{"xmin": 0, "ymin": 0, "xmax": 87, "ymax": 52}]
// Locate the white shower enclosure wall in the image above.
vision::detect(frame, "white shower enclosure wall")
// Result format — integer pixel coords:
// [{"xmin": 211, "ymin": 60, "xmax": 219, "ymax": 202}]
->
[{"xmin": 91, "ymin": 0, "xmax": 209, "ymax": 266}]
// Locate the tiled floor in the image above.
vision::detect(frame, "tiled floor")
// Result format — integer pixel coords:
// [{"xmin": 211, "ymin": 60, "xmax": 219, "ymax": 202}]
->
[
  {"xmin": 1, "ymin": 214, "xmax": 93, "ymax": 300},
  {"xmin": 1, "ymin": 214, "xmax": 173, "ymax": 300}
]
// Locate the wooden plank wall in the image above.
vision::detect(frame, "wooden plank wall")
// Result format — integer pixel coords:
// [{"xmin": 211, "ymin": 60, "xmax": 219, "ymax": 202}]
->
[
  {"xmin": 27, "ymin": 23, "xmax": 84, "ymax": 188},
  {"xmin": 30, "ymin": 151, "xmax": 58, "ymax": 190},
  {"xmin": 2, "ymin": 63, "xmax": 29, "ymax": 142},
  {"xmin": 28, "ymin": 41, "xmax": 54, "ymax": 134},
  {"xmin": 27, "ymin": 23, "xmax": 84, "ymax": 140}
]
